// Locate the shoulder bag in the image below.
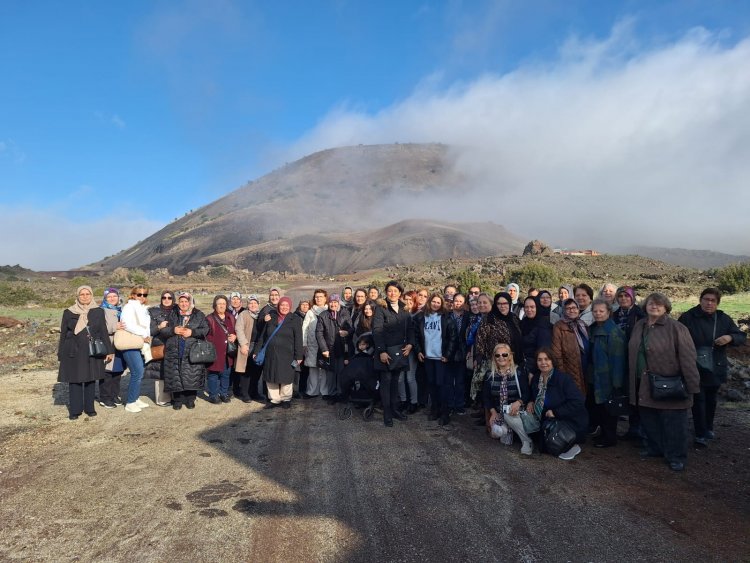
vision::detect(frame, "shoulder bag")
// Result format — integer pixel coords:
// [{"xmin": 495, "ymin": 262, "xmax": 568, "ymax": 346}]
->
[
  {"xmin": 114, "ymin": 329, "xmax": 144, "ymax": 351},
  {"xmin": 254, "ymin": 319, "xmax": 285, "ymax": 366},
  {"xmin": 86, "ymin": 326, "xmax": 108, "ymax": 358},
  {"xmin": 695, "ymin": 315, "xmax": 717, "ymax": 372},
  {"xmin": 212, "ymin": 313, "xmax": 237, "ymax": 358},
  {"xmin": 642, "ymin": 328, "xmax": 689, "ymax": 401}
]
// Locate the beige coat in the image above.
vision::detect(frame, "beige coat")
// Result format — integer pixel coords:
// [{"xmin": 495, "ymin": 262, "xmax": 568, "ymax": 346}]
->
[
  {"xmin": 628, "ymin": 315, "xmax": 700, "ymax": 409},
  {"xmin": 234, "ymin": 310, "xmax": 256, "ymax": 373}
]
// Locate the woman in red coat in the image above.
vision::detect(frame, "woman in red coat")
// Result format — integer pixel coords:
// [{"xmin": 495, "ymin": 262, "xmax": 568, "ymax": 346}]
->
[{"xmin": 205, "ymin": 295, "xmax": 237, "ymax": 404}]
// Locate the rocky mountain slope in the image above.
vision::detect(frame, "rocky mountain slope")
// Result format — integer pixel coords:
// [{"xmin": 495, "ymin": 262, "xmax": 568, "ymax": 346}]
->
[{"xmin": 96, "ymin": 144, "xmax": 525, "ymax": 274}]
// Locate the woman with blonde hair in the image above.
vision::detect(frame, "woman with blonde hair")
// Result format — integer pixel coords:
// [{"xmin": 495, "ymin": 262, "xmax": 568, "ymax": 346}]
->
[
  {"xmin": 483, "ymin": 343, "xmax": 532, "ymax": 453},
  {"xmin": 120, "ymin": 285, "xmax": 153, "ymax": 413}
]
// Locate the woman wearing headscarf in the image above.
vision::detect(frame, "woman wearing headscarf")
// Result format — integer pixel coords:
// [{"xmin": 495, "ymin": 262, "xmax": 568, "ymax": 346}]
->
[
  {"xmin": 317, "ymin": 294, "xmax": 353, "ymax": 403},
  {"xmin": 205, "ymin": 295, "xmax": 237, "ymax": 404},
  {"xmin": 537, "ymin": 290, "xmax": 553, "ymax": 318},
  {"xmin": 58, "ymin": 286, "xmax": 113, "ymax": 419},
  {"xmin": 550, "ymin": 285, "xmax": 574, "ymax": 325},
  {"xmin": 551, "ymin": 298, "xmax": 589, "ymax": 396},
  {"xmin": 340, "ymin": 286, "xmax": 354, "ymax": 314},
  {"xmin": 506, "ymin": 283, "xmax": 522, "ymax": 317},
  {"xmin": 120, "ymin": 285, "xmax": 153, "ymax": 413},
  {"xmin": 235, "ymin": 294, "xmax": 261, "ymax": 402},
  {"xmin": 519, "ymin": 295, "xmax": 552, "ymax": 376},
  {"xmin": 160, "ymin": 292, "xmax": 209, "ymax": 410},
  {"xmin": 253, "ymin": 296, "xmax": 304, "ymax": 409},
  {"xmin": 303, "ymin": 289, "xmax": 328, "ymax": 399},
  {"xmin": 145, "ymin": 290, "xmax": 176, "ymax": 406},
  {"xmin": 99, "ymin": 287, "xmax": 126, "ymax": 409}
]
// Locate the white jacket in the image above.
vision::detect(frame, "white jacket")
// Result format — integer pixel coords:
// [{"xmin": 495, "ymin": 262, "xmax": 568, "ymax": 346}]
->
[{"xmin": 120, "ymin": 299, "xmax": 152, "ymax": 338}]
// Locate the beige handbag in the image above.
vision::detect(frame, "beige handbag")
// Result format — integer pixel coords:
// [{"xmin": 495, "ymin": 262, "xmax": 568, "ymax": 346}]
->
[{"xmin": 114, "ymin": 329, "xmax": 144, "ymax": 351}]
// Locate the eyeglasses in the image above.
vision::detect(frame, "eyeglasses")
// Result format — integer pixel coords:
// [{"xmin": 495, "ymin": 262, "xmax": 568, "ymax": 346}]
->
[
  {"xmin": 494, "ymin": 353, "xmax": 510, "ymax": 358},
  {"xmin": 162, "ymin": 296, "xmax": 173, "ymax": 301},
  {"xmin": 136, "ymin": 293, "xmax": 149, "ymax": 298}
]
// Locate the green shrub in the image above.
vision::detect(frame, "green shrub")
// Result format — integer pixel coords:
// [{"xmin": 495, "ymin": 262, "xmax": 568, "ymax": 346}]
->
[
  {"xmin": 69, "ymin": 276, "xmax": 91, "ymax": 288},
  {"xmin": 0, "ymin": 283, "xmax": 40, "ymax": 306},
  {"xmin": 454, "ymin": 269, "xmax": 483, "ymax": 294},
  {"xmin": 716, "ymin": 263, "xmax": 750, "ymax": 294},
  {"xmin": 129, "ymin": 269, "xmax": 149, "ymax": 285},
  {"xmin": 504, "ymin": 262, "xmax": 561, "ymax": 290},
  {"xmin": 208, "ymin": 266, "xmax": 231, "ymax": 278}
]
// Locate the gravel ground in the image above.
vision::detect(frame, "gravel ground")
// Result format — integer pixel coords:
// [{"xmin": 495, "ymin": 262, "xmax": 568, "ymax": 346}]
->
[{"xmin": 1, "ymin": 370, "xmax": 748, "ymax": 562}]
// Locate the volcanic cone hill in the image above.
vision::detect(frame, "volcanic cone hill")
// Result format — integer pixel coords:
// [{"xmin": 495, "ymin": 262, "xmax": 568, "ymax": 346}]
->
[{"xmin": 97, "ymin": 144, "xmax": 526, "ymax": 274}]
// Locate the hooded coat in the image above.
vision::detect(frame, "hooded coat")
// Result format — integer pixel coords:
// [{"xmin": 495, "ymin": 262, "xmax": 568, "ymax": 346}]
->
[{"xmin": 160, "ymin": 308, "xmax": 210, "ymax": 393}]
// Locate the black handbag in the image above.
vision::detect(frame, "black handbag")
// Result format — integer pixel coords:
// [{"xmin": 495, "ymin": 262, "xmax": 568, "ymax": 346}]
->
[
  {"xmin": 374, "ymin": 344, "xmax": 408, "ymax": 372},
  {"xmin": 86, "ymin": 327, "xmax": 108, "ymax": 358},
  {"xmin": 543, "ymin": 419, "xmax": 577, "ymax": 456},
  {"xmin": 188, "ymin": 340, "xmax": 216, "ymax": 364},
  {"xmin": 648, "ymin": 372, "xmax": 688, "ymax": 401},
  {"xmin": 604, "ymin": 394, "xmax": 630, "ymax": 417}
]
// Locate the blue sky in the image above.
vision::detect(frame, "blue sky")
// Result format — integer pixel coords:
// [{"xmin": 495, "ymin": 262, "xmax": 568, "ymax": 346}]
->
[{"xmin": 2, "ymin": 1, "xmax": 749, "ymax": 269}]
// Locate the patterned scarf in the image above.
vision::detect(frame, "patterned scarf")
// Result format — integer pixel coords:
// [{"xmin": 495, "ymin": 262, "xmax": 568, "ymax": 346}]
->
[{"xmin": 534, "ymin": 370, "xmax": 552, "ymax": 419}]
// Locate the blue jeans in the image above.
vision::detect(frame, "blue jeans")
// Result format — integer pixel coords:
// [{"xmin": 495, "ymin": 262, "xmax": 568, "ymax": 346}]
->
[
  {"xmin": 122, "ymin": 349, "xmax": 145, "ymax": 405},
  {"xmin": 207, "ymin": 366, "xmax": 231, "ymax": 398}
]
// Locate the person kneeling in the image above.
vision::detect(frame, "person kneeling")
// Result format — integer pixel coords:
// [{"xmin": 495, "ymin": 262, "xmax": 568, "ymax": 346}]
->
[{"xmin": 484, "ymin": 343, "xmax": 533, "ymax": 455}]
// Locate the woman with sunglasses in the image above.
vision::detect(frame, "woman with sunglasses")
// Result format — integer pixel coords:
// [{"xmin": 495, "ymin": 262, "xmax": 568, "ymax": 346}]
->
[
  {"xmin": 484, "ymin": 343, "xmax": 532, "ymax": 454},
  {"xmin": 144, "ymin": 290, "xmax": 176, "ymax": 406},
  {"xmin": 120, "ymin": 285, "xmax": 153, "ymax": 413}
]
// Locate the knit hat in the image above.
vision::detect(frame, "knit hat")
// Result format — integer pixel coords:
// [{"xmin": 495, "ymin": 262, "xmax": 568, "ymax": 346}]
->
[
  {"xmin": 230, "ymin": 291, "xmax": 241, "ymax": 299},
  {"xmin": 616, "ymin": 286, "xmax": 636, "ymax": 302},
  {"xmin": 328, "ymin": 293, "xmax": 341, "ymax": 303},
  {"xmin": 247, "ymin": 294, "xmax": 260, "ymax": 303}
]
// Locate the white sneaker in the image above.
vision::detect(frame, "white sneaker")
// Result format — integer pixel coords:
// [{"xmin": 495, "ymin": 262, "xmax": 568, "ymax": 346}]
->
[
  {"xmin": 124, "ymin": 402, "xmax": 142, "ymax": 413},
  {"xmin": 558, "ymin": 444, "xmax": 582, "ymax": 461},
  {"xmin": 135, "ymin": 398, "xmax": 150, "ymax": 408},
  {"xmin": 521, "ymin": 441, "xmax": 533, "ymax": 456}
]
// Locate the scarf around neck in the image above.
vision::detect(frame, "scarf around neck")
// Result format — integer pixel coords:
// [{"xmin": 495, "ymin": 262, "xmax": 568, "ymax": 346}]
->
[{"xmin": 69, "ymin": 285, "xmax": 95, "ymax": 335}]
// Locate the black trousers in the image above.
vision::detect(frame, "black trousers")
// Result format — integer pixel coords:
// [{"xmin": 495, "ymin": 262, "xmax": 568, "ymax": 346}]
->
[
  {"xmin": 415, "ymin": 363, "xmax": 428, "ymax": 406},
  {"xmin": 692, "ymin": 385, "xmax": 719, "ymax": 438},
  {"xmin": 69, "ymin": 381, "xmax": 96, "ymax": 416},
  {"xmin": 379, "ymin": 370, "xmax": 402, "ymax": 421},
  {"xmin": 640, "ymin": 406, "xmax": 688, "ymax": 465},
  {"xmin": 99, "ymin": 371, "xmax": 122, "ymax": 404},
  {"xmin": 173, "ymin": 390, "xmax": 197, "ymax": 406},
  {"xmin": 595, "ymin": 403, "xmax": 619, "ymax": 445}
]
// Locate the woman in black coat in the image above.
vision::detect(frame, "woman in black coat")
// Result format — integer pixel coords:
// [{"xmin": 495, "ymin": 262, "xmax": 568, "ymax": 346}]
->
[
  {"xmin": 57, "ymin": 285, "xmax": 114, "ymax": 420},
  {"xmin": 145, "ymin": 290, "xmax": 176, "ymax": 406},
  {"xmin": 316, "ymin": 293, "xmax": 353, "ymax": 403},
  {"xmin": 253, "ymin": 297, "xmax": 304, "ymax": 409},
  {"xmin": 159, "ymin": 292, "xmax": 209, "ymax": 410},
  {"xmin": 528, "ymin": 347, "xmax": 588, "ymax": 460},
  {"xmin": 372, "ymin": 281, "xmax": 414, "ymax": 427}
]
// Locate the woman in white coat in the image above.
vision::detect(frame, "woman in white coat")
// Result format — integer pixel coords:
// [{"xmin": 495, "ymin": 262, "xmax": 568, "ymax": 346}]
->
[{"xmin": 120, "ymin": 285, "xmax": 153, "ymax": 413}]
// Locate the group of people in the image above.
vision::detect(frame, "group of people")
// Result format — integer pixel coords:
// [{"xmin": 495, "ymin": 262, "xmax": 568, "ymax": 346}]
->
[{"xmin": 58, "ymin": 278, "xmax": 745, "ymax": 471}]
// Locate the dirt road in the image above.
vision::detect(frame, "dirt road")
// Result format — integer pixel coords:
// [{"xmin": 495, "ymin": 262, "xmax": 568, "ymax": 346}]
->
[{"xmin": 1, "ymin": 370, "xmax": 748, "ymax": 562}]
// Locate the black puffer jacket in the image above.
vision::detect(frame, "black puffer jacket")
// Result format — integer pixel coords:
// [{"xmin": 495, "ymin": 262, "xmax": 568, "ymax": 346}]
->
[
  {"xmin": 160, "ymin": 308, "xmax": 210, "ymax": 393},
  {"xmin": 144, "ymin": 304, "xmax": 175, "ymax": 380},
  {"xmin": 678, "ymin": 305, "xmax": 747, "ymax": 386},
  {"xmin": 316, "ymin": 308, "xmax": 353, "ymax": 359}
]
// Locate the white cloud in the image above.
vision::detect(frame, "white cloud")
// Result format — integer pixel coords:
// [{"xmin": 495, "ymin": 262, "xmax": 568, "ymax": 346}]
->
[
  {"xmin": 94, "ymin": 111, "xmax": 126, "ymax": 129},
  {"xmin": 0, "ymin": 205, "xmax": 164, "ymax": 271},
  {"xmin": 285, "ymin": 24, "xmax": 750, "ymax": 254}
]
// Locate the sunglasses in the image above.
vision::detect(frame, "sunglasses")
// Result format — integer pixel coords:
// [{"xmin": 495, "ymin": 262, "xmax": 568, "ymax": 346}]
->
[
  {"xmin": 494, "ymin": 352, "xmax": 510, "ymax": 358},
  {"xmin": 136, "ymin": 293, "xmax": 149, "ymax": 298},
  {"xmin": 162, "ymin": 296, "xmax": 173, "ymax": 300}
]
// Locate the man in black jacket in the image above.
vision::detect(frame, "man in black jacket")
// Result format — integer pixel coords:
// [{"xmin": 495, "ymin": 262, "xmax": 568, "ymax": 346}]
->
[
  {"xmin": 372, "ymin": 281, "xmax": 414, "ymax": 427},
  {"xmin": 678, "ymin": 287, "xmax": 746, "ymax": 446}
]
